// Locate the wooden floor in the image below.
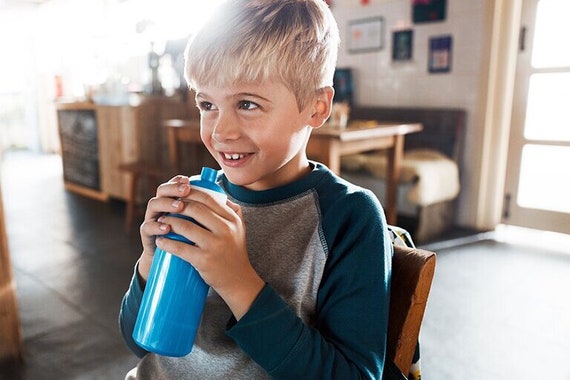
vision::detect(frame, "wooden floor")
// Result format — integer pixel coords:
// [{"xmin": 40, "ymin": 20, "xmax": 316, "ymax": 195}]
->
[{"xmin": 1, "ymin": 150, "xmax": 569, "ymax": 379}]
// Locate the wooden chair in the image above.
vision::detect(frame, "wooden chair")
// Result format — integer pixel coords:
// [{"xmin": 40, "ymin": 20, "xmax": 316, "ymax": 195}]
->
[
  {"xmin": 119, "ymin": 119, "xmax": 211, "ymax": 234},
  {"xmin": 386, "ymin": 244, "xmax": 436, "ymax": 378},
  {"xmin": 117, "ymin": 91, "xmax": 206, "ymax": 233},
  {"xmin": 118, "ymin": 160, "xmax": 177, "ymax": 233}
]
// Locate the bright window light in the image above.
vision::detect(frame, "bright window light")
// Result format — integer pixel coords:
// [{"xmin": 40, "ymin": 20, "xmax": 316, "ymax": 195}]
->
[
  {"xmin": 30, "ymin": 0, "xmax": 225, "ymax": 97},
  {"xmin": 532, "ymin": 0, "xmax": 570, "ymax": 68}
]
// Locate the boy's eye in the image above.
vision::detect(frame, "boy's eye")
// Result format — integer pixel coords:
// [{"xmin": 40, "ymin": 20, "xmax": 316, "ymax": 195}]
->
[
  {"xmin": 238, "ymin": 100, "xmax": 259, "ymax": 110},
  {"xmin": 198, "ymin": 101, "xmax": 217, "ymax": 111}
]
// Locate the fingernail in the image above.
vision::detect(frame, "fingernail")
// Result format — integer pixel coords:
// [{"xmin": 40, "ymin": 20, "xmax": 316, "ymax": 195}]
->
[
  {"xmin": 172, "ymin": 200, "xmax": 181, "ymax": 208},
  {"xmin": 178, "ymin": 184, "xmax": 188, "ymax": 192},
  {"xmin": 159, "ymin": 223, "xmax": 168, "ymax": 231}
]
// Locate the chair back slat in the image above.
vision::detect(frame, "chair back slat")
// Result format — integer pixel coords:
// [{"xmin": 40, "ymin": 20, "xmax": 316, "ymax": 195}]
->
[{"xmin": 387, "ymin": 245, "xmax": 436, "ymax": 376}]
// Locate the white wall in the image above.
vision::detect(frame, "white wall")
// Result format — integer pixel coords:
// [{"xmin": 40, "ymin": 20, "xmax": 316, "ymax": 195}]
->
[{"xmin": 332, "ymin": 0, "xmax": 490, "ymax": 228}]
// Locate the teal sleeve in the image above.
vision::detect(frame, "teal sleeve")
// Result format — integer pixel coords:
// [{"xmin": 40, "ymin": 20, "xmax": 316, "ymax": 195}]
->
[
  {"xmin": 118, "ymin": 263, "xmax": 149, "ymax": 358},
  {"xmin": 227, "ymin": 189, "xmax": 391, "ymax": 379}
]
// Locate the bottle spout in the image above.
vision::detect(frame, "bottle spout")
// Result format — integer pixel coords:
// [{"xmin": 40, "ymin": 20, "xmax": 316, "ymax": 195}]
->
[{"xmin": 200, "ymin": 167, "xmax": 218, "ymax": 182}]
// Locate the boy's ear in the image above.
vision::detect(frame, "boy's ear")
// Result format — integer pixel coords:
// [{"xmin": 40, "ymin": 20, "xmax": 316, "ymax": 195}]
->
[{"xmin": 309, "ymin": 86, "xmax": 334, "ymax": 128}]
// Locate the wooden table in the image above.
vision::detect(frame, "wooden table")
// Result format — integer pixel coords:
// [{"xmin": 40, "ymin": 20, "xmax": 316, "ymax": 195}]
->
[
  {"xmin": 308, "ymin": 121, "xmax": 423, "ymax": 224},
  {"xmin": 162, "ymin": 119, "xmax": 422, "ymax": 225}
]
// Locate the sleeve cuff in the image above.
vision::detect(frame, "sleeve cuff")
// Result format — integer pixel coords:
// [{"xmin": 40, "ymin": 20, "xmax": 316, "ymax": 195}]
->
[{"xmin": 118, "ymin": 261, "xmax": 148, "ymax": 358}]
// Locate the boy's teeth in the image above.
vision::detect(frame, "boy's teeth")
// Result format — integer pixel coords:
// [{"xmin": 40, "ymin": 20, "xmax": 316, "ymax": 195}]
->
[{"xmin": 224, "ymin": 153, "xmax": 244, "ymax": 160}]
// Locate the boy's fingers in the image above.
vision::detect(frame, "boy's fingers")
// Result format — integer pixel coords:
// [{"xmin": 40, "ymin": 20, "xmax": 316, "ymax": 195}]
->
[
  {"xmin": 156, "ymin": 178, "xmax": 191, "ymax": 197},
  {"xmin": 167, "ymin": 175, "xmax": 189, "ymax": 184},
  {"xmin": 226, "ymin": 199, "xmax": 243, "ymax": 218},
  {"xmin": 140, "ymin": 217, "xmax": 170, "ymax": 238},
  {"xmin": 181, "ymin": 190, "xmax": 235, "ymax": 222},
  {"xmin": 143, "ymin": 196, "xmax": 185, "ymax": 220}
]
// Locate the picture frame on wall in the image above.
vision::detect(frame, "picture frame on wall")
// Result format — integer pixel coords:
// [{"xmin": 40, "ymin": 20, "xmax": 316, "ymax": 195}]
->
[
  {"xmin": 392, "ymin": 29, "xmax": 414, "ymax": 61},
  {"xmin": 347, "ymin": 17, "xmax": 384, "ymax": 54},
  {"xmin": 413, "ymin": 0, "xmax": 447, "ymax": 24},
  {"xmin": 428, "ymin": 35, "xmax": 453, "ymax": 73},
  {"xmin": 333, "ymin": 68, "xmax": 354, "ymax": 106}
]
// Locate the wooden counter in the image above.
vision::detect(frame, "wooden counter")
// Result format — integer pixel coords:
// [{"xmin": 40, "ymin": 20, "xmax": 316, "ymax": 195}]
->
[{"xmin": 56, "ymin": 96, "xmax": 193, "ymax": 201}]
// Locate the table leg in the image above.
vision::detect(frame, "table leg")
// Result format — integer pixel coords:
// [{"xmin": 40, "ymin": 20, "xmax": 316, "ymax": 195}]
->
[
  {"xmin": 320, "ymin": 140, "xmax": 341, "ymax": 174},
  {"xmin": 385, "ymin": 135, "xmax": 404, "ymax": 225},
  {"xmin": 167, "ymin": 128, "xmax": 179, "ymax": 170},
  {"xmin": 307, "ymin": 138, "xmax": 341, "ymax": 174}
]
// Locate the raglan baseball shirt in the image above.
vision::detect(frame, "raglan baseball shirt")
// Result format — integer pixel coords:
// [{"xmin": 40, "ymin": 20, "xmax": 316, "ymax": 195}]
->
[{"xmin": 119, "ymin": 162, "xmax": 392, "ymax": 379}]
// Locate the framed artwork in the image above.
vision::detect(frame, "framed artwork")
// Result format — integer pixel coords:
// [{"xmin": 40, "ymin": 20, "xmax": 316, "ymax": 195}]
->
[
  {"xmin": 392, "ymin": 29, "xmax": 414, "ymax": 61},
  {"xmin": 413, "ymin": 0, "xmax": 447, "ymax": 24},
  {"xmin": 333, "ymin": 68, "xmax": 354, "ymax": 106},
  {"xmin": 347, "ymin": 17, "xmax": 384, "ymax": 53},
  {"xmin": 428, "ymin": 35, "xmax": 452, "ymax": 73}
]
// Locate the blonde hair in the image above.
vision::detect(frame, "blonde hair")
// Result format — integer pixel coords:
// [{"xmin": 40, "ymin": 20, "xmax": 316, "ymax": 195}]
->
[{"xmin": 184, "ymin": 0, "xmax": 339, "ymax": 110}]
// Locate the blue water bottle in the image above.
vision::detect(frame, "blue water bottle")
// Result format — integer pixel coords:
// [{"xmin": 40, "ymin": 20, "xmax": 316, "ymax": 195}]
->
[{"xmin": 132, "ymin": 167, "xmax": 227, "ymax": 357}]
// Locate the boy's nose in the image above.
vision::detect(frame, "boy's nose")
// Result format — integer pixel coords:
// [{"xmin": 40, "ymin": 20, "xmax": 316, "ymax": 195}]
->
[{"xmin": 212, "ymin": 112, "xmax": 241, "ymax": 142}]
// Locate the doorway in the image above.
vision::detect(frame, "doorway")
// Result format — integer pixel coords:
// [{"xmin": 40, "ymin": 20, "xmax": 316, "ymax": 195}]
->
[{"xmin": 503, "ymin": 0, "xmax": 570, "ymax": 234}]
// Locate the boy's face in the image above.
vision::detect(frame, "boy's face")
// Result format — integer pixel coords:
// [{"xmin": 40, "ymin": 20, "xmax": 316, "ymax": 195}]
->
[{"xmin": 195, "ymin": 80, "xmax": 327, "ymax": 190}]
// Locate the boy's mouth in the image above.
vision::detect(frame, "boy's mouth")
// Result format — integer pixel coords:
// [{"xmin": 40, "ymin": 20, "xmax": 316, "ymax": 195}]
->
[
  {"xmin": 223, "ymin": 152, "xmax": 247, "ymax": 161},
  {"xmin": 219, "ymin": 151, "xmax": 252, "ymax": 167}
]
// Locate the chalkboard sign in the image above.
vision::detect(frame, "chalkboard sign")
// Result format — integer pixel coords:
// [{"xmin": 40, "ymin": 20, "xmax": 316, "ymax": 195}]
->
[{"xmin": 57, "ymin": 110, "xmax": 100, "ymax": 190}]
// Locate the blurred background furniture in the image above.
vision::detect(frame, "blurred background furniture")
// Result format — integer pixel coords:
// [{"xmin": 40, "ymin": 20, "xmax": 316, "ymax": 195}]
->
[
  {"xmin": 341, "ymin": 107, "xmax": 466, "ymax": 242},
  {"xmin": 0, "ymin": 182, "xmax": 23, "ymax": 364},
  {"xmin": 118, "ymin": 160, "xmax": 176, "ymax": 233},
  {"xmin": 55, "ymin": 92, "xmax": 220, "ymax": 233},
  {"xmin": 308, "ymin": 120, "xmax": 422, "ymax": 224},
  {"xmin": 56, "ymin": 96, "xmax": 191, "ymax": 202},
  {"xmin": 119, "ymin": 118, "xmax": 217, "ymax": 233}
]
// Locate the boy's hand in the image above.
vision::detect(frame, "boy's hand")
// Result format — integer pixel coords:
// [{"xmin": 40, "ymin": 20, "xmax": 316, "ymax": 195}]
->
[
  {"xmin": 140, "ymin": 175, "xmax": 265, "ymax": 320},
  {"xmin": 138, "ymin": 175, "xmax": 192, "ymax": 282}
]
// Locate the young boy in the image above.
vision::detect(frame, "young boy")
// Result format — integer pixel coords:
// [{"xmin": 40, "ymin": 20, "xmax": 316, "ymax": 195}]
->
[{"xmin": 119, "ymin": 0, "xmax": 392, "ymax": 378}]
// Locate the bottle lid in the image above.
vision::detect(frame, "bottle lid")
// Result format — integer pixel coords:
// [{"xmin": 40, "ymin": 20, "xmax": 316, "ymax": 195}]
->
[
  {"xmin": 200, "ymin": 167, "xmax": 218, "ymax": 182},
  {"xmin": 189, "ymin": 167, "xmax": 225, "ymax": 195}
]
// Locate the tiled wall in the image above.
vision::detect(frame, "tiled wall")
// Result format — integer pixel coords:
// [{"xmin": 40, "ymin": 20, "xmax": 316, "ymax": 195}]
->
[{"xmin": 332, "ymin": 0, "xmax": 489, "ymax": 227}]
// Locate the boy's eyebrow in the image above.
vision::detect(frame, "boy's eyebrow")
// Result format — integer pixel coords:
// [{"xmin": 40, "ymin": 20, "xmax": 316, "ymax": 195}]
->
[
  {"xmin": 235, "ymin": 92, "xmax": 273, "ymax": 103},
  {"xmin": 195, "ymin": 91, "xmax": 273, "ymax": 104}
]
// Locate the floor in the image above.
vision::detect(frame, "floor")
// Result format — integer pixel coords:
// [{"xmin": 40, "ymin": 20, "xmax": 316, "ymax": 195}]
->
[
  {"xmin": 1, "ymin": 150, "xmax": 570, "ymax": 380},
  {"xmin": 0, "ymin": 151, "xmax": 140, "ymax": 379}
]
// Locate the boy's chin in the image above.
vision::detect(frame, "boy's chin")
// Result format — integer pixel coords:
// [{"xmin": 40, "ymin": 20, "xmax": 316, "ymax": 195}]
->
[
  {"xmin": 219, "ymin": 168, "xmax": 250, "ymax": 184},
  {"xmin": 223, "ymin": 170, "xmax": 268, "ymax": 190}
]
